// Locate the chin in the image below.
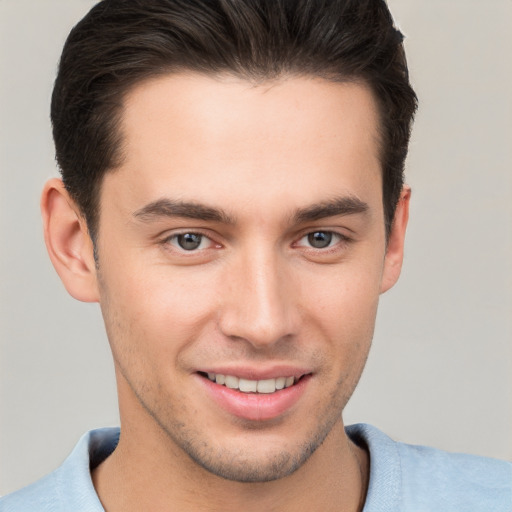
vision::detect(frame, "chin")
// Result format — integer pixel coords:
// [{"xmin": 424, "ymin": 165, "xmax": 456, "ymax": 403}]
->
[
  {"xmin": 160, "ymin": 410, "xmax": 342, "ymax": 483},
  {"xmin": 185, "ymin": 442, "xmax": 316, "ymax": 483}
]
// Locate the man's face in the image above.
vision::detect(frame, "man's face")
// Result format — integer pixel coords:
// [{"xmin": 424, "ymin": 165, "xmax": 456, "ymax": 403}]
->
[{"xmin": 95, "ymin": 73, "xmax": 396, "ymax": 481}]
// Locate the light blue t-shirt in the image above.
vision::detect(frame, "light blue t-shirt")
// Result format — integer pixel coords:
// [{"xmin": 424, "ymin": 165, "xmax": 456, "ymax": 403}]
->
[{"xmin": 1, "ymin": 424, "xmax": 511, "ymax": 511}]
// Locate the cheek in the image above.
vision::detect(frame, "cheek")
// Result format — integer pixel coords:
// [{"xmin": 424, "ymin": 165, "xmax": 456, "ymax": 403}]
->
[
  {"xmin": 98, "ymin": 258, "xmax": 220, "ymax": 360},
  {"xmin": 304, "ymin": 258, "xmax": 382, "ymax": 326},
  {"xmin": 300, "ymin": 259, "xmax": 382, "ymax": 368}
]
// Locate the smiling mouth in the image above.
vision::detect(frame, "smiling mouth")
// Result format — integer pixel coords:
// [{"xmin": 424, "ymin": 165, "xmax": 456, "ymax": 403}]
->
[{"xmin": 198, "ymin": 372, "xmax": 306, "ymax": 394}]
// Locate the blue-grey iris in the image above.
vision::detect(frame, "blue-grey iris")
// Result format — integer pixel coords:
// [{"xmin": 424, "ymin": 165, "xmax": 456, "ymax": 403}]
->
[
  {"xmin": 177, "ymin": 233, "xmax": 202, "ymax": 250},
  {"xmin": 308, "ymin": 231, "xmax": 332, "ymax": 249}
]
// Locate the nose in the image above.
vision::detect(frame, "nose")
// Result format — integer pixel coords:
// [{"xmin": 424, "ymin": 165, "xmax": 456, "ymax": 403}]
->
[{"xmin": 218, "ymin": 248, "xmax": 299, "ymax": 349}]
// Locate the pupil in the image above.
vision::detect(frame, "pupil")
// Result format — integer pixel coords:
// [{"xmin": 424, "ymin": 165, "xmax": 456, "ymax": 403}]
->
[
  {"xmin": 178, "ymin": 233, "xmax": 202, "ymax": 250},
  {"xmin": 308, "ymin": 231, "xmax": 332, "ymax": 249}
]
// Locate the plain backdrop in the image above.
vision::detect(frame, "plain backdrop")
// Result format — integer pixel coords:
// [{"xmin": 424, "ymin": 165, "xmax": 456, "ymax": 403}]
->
[{"xmin": 1, "ymin": 0, "xmax": 511, "ymax": 496}]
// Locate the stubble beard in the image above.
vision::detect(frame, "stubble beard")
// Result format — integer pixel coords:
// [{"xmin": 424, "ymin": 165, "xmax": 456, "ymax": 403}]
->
[
  {"xmin": 166, "ymin": 416, "xmax": 340, "ymax": 483},
  {"xmin": 130, "ymin": 375, "xmax": 350, "ymax": 483},
  {"xmin": 101, "ymin": 280, "xmax": 370, "ymax": 484}
]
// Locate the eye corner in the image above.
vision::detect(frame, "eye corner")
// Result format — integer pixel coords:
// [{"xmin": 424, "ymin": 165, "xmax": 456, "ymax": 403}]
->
[
  {"xmin": 291, "ymin": 229, "xmax": 355, "ymax": 263},
  {"xmin": 294, "ymin": 230, "xmax": 348, "ymax": 249},
  {"xmin": 160, "ymin": 230, "xmax": 222, "ymax": 254}
]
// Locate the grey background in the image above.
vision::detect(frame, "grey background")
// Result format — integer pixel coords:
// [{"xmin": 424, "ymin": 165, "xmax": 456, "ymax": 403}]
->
[{"xmin": 1, "ymin": 0, "xmax": 511, "ymax": 496}]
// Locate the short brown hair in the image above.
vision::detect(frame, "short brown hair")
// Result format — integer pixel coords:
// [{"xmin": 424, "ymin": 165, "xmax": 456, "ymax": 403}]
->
[{"xmin": 51, "ymin": 0, "xmax": 417, "ymax": 240}]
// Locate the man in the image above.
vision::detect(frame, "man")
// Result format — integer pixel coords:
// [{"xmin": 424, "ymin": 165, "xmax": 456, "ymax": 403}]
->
[{"xmin": 1, "ymin": 0, "xmax": 510, "ymax": 510}]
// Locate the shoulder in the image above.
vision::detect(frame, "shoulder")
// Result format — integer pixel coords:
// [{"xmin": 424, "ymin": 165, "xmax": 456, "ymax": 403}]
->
[
  {"xmin": 396, "ymin": 438, "xmax": 511, "ymax": 510},
  {"xmin": 0, "ymin": 428, "xmax": 119, "ymax": 512},
  {"xmin": 0, "ymin": 472, "xmax": 61, "ymax": 512},
  {"xmin": 346, "ymin": 423, "xmax": 512, "ymax": 512}
]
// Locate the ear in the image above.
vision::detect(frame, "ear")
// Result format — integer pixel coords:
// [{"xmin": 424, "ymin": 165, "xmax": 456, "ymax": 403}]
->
[
  {"xmin": 380, "ymin": 185, "xmax": 411, "ymax": 294},
  {"xmin": 41, "ymin": 178, "xmax": 100, "ymax": 302}
]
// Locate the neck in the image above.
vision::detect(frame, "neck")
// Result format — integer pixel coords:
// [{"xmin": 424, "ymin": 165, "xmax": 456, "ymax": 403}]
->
[{"xmin": 92, "ymin": 418, "xmax": 368, "ymax": 512}]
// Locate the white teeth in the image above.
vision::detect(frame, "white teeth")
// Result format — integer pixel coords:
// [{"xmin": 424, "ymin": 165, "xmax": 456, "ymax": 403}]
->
[
  {"xmin": 206, "ymin": 373, "xmax": 298, "ymax": 393},
  {"xmin": 275, "ymin": 377, "xmax": 286, "ymax": 390},
  {"xmin": 224, "ymin": 375, "xmax": 239, "ymax": 389},
  {"xmin": 257, "ymin": 379, "xmax": 276, "ymax": 394},
  {"xmin": 239, "ymin": 378, "xmax": 257, "ymax": 392}
]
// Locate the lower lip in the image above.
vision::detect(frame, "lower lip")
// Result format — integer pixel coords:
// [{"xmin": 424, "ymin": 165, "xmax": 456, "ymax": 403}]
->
[{"xmin": 198, "ymin": 375, "xmax": 311, "ymax": 421}]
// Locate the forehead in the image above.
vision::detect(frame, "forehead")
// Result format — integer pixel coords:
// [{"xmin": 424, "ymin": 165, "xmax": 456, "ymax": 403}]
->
[{"xmin": 108, "ymin": 73, "xmax": 382, "ymax": 217}]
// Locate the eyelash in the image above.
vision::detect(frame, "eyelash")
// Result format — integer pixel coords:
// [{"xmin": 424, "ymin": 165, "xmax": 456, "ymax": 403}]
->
[
  {"xmin": 160, "ymin": 229, "xmax": 351, "ymax": 254},
  {"xmin": 294, "ymin": 231, "xmax": 350, "ymax": 251},
  {"xmin": 161, "ymin": 230, "xmax": 219, "ymax": 253}
]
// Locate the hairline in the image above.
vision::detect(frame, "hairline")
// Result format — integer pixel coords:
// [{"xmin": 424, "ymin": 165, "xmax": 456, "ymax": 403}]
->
[{"xmin": 86, "ymin": 69, "xmax": 389, "ymax": 245}]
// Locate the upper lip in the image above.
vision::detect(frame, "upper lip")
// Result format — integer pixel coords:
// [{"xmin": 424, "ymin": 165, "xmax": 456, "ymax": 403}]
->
[{"xmin": 196, "ymin": 365, "xmax": 311, "ymax": 380}]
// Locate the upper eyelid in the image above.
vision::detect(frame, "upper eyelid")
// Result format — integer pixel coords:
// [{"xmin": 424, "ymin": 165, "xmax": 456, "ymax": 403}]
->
[
  {"xmin": 159, "ymin": 236, "xmax": 209, "ymax": 256},
  {"xmin": 294, "ymin": 228, "xmax": 351, "ymax": 241},
  {"xmin": 159, "ymin": 230, "xmax": 203, "ymax": 244},
  {"xmin": 158, "ymin": 228, "xmax": 350, "ymax": 247},
  {"xmin": 160, "ymin": 228, "xmax": 215, "ymax": 241},
  {"xmin": 294, "ymin": 221, "xmax": 357, "ymax": 235},
  {"xmin": 298, "ymin": 230, "xmax": 340, "ymax": 240}
]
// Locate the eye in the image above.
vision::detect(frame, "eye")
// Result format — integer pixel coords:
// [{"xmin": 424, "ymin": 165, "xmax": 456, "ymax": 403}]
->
[
  {"xmin": 168, "ymin": 232, "xmax": 212, "ymax": 251},
  {"xmin": 307, "ymin": 231, "xmax": 333, "ymax": 248},
  {"xmin": 296, "ymin": 231, "xmax": 343, "ymax": 249}
]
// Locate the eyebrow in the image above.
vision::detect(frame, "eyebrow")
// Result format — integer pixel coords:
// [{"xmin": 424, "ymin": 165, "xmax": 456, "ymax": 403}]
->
[
  {"xmin": 133, "ymin": 195, "xmax": 369, "ymax": 225},
  {"xmin": 133, "ymin": 198, "xmax": 235, "ymax": 224},
  {"xmin": 292, "ymin": 196, "xmax": 369, "ymax": 223}
]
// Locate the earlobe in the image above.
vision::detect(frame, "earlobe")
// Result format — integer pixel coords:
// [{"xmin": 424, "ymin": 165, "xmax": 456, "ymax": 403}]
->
[
  {"xmin": 380, "ymin": 186, "xmax": 411, "ymax": 294},
  {"xmin": 41, "ymin": 178, "xmax": 100, "ymax": 302}
]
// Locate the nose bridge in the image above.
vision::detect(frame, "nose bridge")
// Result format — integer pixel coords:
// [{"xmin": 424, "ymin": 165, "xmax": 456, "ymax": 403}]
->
[{"xmin": 219, "ymin": 243, "xmax": 297, "ymax": 347}]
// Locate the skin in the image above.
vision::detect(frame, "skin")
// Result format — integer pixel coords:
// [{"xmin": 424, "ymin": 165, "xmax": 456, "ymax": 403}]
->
[{"xmin": 42, "ymin": 73, "xmax": 410, "ymax": 511}]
